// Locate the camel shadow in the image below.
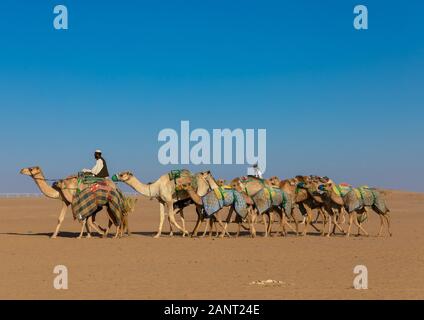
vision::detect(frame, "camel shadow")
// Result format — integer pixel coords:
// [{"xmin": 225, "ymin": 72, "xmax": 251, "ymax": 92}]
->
[{"xmin": 0, "ymin": 231, "xmax": 103, "ymax": 238}]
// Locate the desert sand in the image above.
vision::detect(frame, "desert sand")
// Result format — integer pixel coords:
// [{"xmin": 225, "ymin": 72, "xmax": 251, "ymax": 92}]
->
[{"xmin": 0, "ymin": 189, "xmax": 423, "ymax": 300}]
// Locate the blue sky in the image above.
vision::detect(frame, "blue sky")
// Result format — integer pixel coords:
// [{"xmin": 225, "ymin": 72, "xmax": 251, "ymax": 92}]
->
[{"xmin": 0, "ymin": 0, "xmax": 423, "ymax": 192}]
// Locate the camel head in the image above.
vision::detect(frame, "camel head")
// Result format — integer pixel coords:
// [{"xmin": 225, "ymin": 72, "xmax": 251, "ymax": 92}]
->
[
  {"xmin": 230, "ymin": 178, "xmax": 240, "ymax": 191},
  {"xmin": 216, "ymin": 179, "xmax": 226, "ymax": 187},
  {"xmin": 268, "ymin": 176, "xmax": 281, "ymax": 187},
  {"xmin": 178, "ymin": 182, "xmax": 192, "ymax": 191},
  {"xmin": 114, "ymin": 171, "xmax": 134, "ymax": 182},
  {"xmin": 296, "ymin": 180, "xmax": 321, "ymax": 196},
  {"xmin": 317, "ymin": 181, "xmax": 334, "ymax": 194},
  {"xmin": 199, "ymin": 170, "xmax": 218, "ymax": 187},
  {"xmin": 20, "ymin": 166, "xmax": 42, "ymax": 177}
]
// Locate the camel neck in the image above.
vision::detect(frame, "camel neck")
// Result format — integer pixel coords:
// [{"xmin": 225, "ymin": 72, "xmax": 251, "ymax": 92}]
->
[
  {"xmin": 330, "ymin": 190, "xmax": 344, "ymax": 205},
  {"xmin": 206, "ymin": 177, "xmax": 219, "ymax": 190},
  {"xmin": 126, "ymin": 176, "xmax": 159, "ymax": 198},
  {"xmin": 59, "ymin": 184, "xmax": 75, "ymax": 203},
  {"xmin": 32, "ymin": 173, "xmax": 61, "ymax": 199}
]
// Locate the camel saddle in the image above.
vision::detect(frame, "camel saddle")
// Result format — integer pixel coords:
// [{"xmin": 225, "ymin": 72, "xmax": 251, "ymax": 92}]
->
[
  {"xmin": 201, "ymin": 188, "xmax": 247, "ymax": 219},
  {"xmin": 71, "ymin": 182, "xmax": 127, "ymax": 226}
]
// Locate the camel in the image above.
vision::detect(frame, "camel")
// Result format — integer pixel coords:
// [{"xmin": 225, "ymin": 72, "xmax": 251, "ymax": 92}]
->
[
  {"xmin": 20, "ymin": 166, "xmax": 96, "ymax": 238},
  {"xmin": 229, "ymin": 175, "xmax": 276, "ymax": 237},
  {"xmin": 194, "ymin": 172, "xmax": 253, "ymax": 238},
  {"xmin": 342, "ymin": 185, "xmax": 392, "ymax": 237},
  {"xmin": 313, "ymin": 181, "xmax": 370, "ymax": 237},
  {"xmin": 114, "ymin": 170, "xmax": 211, "ymax": 238},
  {"xmin": 53, "ymin": 178, "xmax": 120, "ymax": 238},
  {"xmin": 269, "ymin": 176, "xmax": 326, "ymax": 236},
  {"xmin": 177, "ymin": 182, "xmax": 233, "ymax": 238},
  {"xmin": 296, "ymin": 180, "xmax": 349, "ymax": 237}
]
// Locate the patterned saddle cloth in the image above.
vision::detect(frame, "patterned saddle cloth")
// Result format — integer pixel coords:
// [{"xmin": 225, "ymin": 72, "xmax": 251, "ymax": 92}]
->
[
  {"xmin": 201, "ymin": 187, "xmax": 247, "ymax": 219},
  {"xmin": 252, "ymin": 187, "xmax": 292, "ymax": 215},
  {"xmin": 71, "ymin": 182, "xmax": 126, "ymax": 226},
  {"xmin": 344, "ymin": 186, "xmax": 387, "ymax": 214}
]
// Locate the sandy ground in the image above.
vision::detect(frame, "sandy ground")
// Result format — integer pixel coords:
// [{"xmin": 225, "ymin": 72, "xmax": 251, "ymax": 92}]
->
[{"xmin": 0, "ymin": 190, "xmax": 423, "ymax": 300}]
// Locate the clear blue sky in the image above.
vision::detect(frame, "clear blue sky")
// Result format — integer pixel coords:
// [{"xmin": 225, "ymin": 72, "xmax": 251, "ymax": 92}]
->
[{"xmin": 1, "ymin": 0, "xmax": 423, "ymax": 193}]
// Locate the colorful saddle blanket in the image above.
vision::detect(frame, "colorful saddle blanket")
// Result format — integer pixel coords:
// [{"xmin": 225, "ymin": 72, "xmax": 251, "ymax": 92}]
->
[
  {"xmin": 71, "ymin": 182, "xmax": 126, "ymax": 226},
  {"xmin": 201, "ymin": 188, "xmax": 247, "ymax": 219},
  {"xmin": 252, "ymin": 187, "xmax": 292, "ymax": 215},
  {"xmin": 333, "ymin": 184, "xmax": 353, "ymax": 197},
  {"xmin": 344, "ymin": 186, "xmax": 388, "ymax": 214}
]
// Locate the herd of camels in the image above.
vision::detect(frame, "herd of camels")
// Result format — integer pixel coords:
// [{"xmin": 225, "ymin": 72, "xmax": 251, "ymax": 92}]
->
[{"xmin": 20, "ymin": 166, "xmax": 392, "ymax": 239}]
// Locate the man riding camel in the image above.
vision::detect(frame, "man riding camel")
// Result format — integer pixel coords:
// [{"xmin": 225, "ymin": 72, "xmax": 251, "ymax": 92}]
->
[
  {"xmin": 82, "ymin": 149, "xmax": 110, "ymax": 178},
  {"xmin": 251, "ymin": 163, "xmax": 263, "ymax": 179}
]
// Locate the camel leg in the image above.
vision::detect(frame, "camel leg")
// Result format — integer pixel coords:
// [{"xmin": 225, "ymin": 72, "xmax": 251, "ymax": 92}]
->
[
  {"xmin": 262, "ymin": 213, "xmax": 269, "ymax": 237},
  {"xmin": 208, "ymin": 218, "xmax": 214, "ymax": 238},
  {"xmin": 221, "ymin": 207, "xmax": 234, "ymax": 238},
  {"xmin": 85, "ymin": 219, "xmax": 92, "ymax": 239},
  {"xmin": 168, "ymin": 215, "xmax": 175, "ymax": 237},
  {"xmin": 201, "ymin": 218, "xmax": 211, "ymax": 238},
  {"xmin": 279, "ymin": 212, "xmax": 287, "ymax": 236},
  {"xmin": 283, "ymin": 212, "xmax": 297, "ymax": 235},
  {"xmin": 250, "ymin": 209, "xmax": 258, "ymax": 238},
  {"xmin": 191, "ymin": 207, "xmax": 204, "ymax": 237},
  {"xmin": 87, "ymin": 216, "xmax": 104, "ymax": 236},
  {"xmin": 78, "ymin": 219, "xmax": 87, "ymax": 239},
  {"xmin": 345, "ymin": 213, "xmax": 354, "ymax": 238},
  {"xmin": 322, "ymin": 212, "xmax": 328, "ymax": 237},
  {"xmin": 377, "ymin": 213, "xmax": 385, "ymax": 237},
  {"xmin": 216, "ymin": 214, "xmax": 231, "ymax": 238},
  {"xmin": 167, "ymin": 202, "xmax": 188, "ymax": 236},
  {"xmin": 51, "ymin": 202, "xmax": 68, "ymax": 239},
  {"xmin": 332, "ymin": 218, "xmax": 345, "ymax": 235},
  {"xmin": 154, "ymin": 203, "xmax": 166, "ymax": 238},
  {"xmin": 125, "ymin": 216, "xmax": 131, "ymax": 237},
  {"xmin": 114, "ymin": 225, "xmax": 120, "ymax": 239},
  {"xmin": 267, "ymin": 210, "xmax": 276, "ymax": 236},
  {"xmin": 384, "ymin": 213, "xmax": 392, "ymax": 237},
  {"xmin": 301, "ymin": 207, "xmax": 312, "ymax": 236},
  {"xmin": 310, "ymin": 209, "xmax": 323, "ymax": 233},
  {"xmin": 291, "ymin": 211, "xmax": 299, "ymax": 236},
  {"xmin": 353, "ymin": 213, "xmax": 369, "ymax": 237},
  {"xmin": 350, "ymin": 210, "xmax": 369, "ymax": 237},
  {"xmin": 180, "ymin": 211, "xmax": 187, "ymax": 238},
  {"xmin": 331, "ymin": 209, "xmax": 345, "ymax": 235},
  {"xmin": 103, "ymin": 219, "xmax": 113, "ymax": 238}
]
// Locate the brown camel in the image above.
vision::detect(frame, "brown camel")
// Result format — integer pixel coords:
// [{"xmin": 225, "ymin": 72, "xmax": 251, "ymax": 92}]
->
[
  {"xmin": 314, "ymin": 181, "xmax": 370, "ymax": 237},
  {"xmin": 229, "ymin": 176, "xmax": 273, "ymax": 237},
  {"xmin": 196, "ymin": 172, "xmax": 254, "ymax": 238},
  {"xmin": 297, "ymin": 180, "xmax": 349, "ymax": 237},
  {"xmin": 53, "ymin": 178, "xmax": 116, "ymax": 238},
  {"xmin": 178, "ymin": 182, "xmax": 232, "ymax": 238},
  {"xmin": 342, "ymin": 185, "xmax": 392, "ymax": 237},
  {"xmin": 114, "ymin": 170, "xmax": 211, "ymax": 238},
  {"xmin": 20, "ymin": 166, "xmax": 102, "ymax": 238},
  {"xmin": 269, "ymin": 176, "xmax": 326, "ymax": 236}
]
